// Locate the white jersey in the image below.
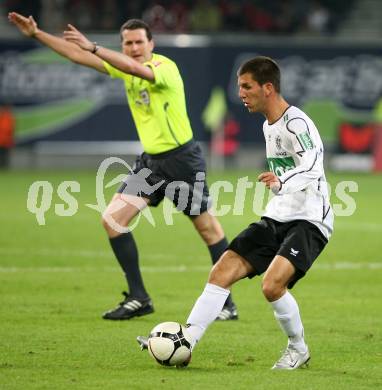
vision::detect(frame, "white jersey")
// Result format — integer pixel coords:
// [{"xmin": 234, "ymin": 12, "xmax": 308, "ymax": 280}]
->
[{"xmin": 263, "ymin": 106, "xmax": 334, "ymax": 240}]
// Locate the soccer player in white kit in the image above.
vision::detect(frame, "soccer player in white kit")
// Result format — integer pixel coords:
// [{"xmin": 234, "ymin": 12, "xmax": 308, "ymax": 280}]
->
[{"xmin": 139, "ymin": 56, "xmax": 334, "ymax": 370}]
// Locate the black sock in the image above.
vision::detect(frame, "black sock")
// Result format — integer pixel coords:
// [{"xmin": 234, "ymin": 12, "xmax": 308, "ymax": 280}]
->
[
  {"xmin": 208, "ymin": 237, "xmax": 235, "ymax": 308},
  {"xmin": 109, "ymin": 232, "xmax": 149, "ymax": 300}
]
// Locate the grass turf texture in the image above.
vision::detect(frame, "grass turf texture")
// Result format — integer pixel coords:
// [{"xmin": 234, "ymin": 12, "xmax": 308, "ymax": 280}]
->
[{"xmin": 0, "ymin": 169, "xmax": 381, "ymax": 389}]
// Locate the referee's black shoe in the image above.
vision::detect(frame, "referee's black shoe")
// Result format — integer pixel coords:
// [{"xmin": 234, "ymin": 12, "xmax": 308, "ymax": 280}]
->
[
  {"xmin": 102, "ymin": 292, "xmax": 154, "ymax": 320},
  {"xmin": 215, "ymin": 303, "xmax": 238, "ymax": 321}
]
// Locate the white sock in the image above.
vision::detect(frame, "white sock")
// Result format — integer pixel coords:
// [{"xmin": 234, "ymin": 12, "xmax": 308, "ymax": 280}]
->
[
  {"xmin": 186, "ymin": 283, "xmax": 230, "ymax": 348},
  {"xmin": 270, "ymin": 291, "xmax": 307, "ymax": 352}
]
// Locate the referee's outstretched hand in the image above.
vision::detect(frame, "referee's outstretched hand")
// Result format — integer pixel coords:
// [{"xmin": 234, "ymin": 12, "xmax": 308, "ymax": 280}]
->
[
  {"xmin": 8, "ymin": 12, "xmax": 38, "ymax": 37},
  {"xmin": 63, "ymin": 24, "xmax": 94, "ymax": 52}
]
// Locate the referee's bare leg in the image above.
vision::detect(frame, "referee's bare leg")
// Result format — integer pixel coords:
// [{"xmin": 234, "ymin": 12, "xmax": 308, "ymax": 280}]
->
[{"xmin": 101, "ymin": 193, "xmax": 153, "ymax": 320}]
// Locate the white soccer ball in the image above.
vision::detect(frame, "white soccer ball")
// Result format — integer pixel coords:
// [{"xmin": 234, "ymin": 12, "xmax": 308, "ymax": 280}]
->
[{"xmin": 148, "ymin": 322, "xmax": 192, "ymax": 367}]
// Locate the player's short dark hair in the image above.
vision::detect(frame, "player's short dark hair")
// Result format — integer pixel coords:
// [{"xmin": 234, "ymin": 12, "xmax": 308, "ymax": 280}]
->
[
  {"xmin": 238, "ymin": 56, "xmax": 281, "ymax": 93},
  {"xmin": 120, "ymin": 19, "xmax": 153, "ymax": 41}
]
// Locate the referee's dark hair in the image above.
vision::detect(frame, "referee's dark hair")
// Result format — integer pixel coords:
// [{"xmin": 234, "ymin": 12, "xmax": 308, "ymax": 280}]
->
[
  {"xmin": 238, "ymin": 56, "xmax": 281, "ymax": 93},
  {"xmin": 120, "ymin": 19, "xmax": 153, "ymax": 41}
]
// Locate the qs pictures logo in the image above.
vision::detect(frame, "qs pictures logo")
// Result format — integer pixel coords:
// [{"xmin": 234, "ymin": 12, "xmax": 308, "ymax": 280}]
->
[
  {"xmin": 26, "ymin": 157, "xmax": 161, "ymax": 232},
  {"xmin": 26, "ymin": 157, "xmax": 359, "ymax": 229}
]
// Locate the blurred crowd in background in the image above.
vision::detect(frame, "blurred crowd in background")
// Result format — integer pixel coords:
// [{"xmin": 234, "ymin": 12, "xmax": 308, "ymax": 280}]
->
[{"xmin": 4, "ymin": 0, "xmax": 353, "ymax": 35}]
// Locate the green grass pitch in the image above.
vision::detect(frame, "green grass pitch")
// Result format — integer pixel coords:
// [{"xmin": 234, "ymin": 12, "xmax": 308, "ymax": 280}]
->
[{"xmin": 0, "ymin": 169, "xmax": 381, "ymax": 389}]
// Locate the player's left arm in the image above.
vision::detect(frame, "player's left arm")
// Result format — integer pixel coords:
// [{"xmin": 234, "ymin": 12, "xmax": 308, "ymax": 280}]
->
[
  {"xmin": 258, "ymin": 172, "xmax": 281, "ymax": 193},
  {"xmin": 272, "ymin": 118, "xmax": 323, "ymax": 195},
  {"xmin": 63, "ymin": 24, "xmax": 154, "ymax": 81}
]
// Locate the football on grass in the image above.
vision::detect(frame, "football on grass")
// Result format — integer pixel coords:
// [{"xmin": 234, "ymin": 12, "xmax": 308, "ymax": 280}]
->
[{"xmin": 148, "ymin": 322, "xmax": 192, "ymax": 367}]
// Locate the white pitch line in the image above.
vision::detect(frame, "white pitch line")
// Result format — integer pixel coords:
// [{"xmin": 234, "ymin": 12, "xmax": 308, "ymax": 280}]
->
[
  {"xmin": 0, "ymin": 247, "xmax": 179, "ymax": 260},
  {"xmin": 314, "ymin": 262, "xmax": 382, "ymax": 270},
  {"xmin": 0, "ymin": 263, "xmax": 381, "ymax": 273},
  {"xmin": 334, "ymin": 221, "xmax": 382, "ymax": 231},
  {"xmin": 0, "ymin": 248, "xmax": 110, "ymax": 258},
  {"xmin": 0, "ymin": 266, "xmax": 202, "ymax": 273},
  {"xmin": 1, "ymin": 248, "xmax": 381, "ymax": 269}
]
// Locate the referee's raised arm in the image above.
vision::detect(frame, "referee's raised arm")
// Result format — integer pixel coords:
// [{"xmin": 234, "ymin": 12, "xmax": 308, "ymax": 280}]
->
[
  {"xmin": 63, "ymin": 24, "xmax": 155, "ymax": 81},
  {"xmin": 8, "ymin": 12, "xmax": 107, "ymax": 74}
]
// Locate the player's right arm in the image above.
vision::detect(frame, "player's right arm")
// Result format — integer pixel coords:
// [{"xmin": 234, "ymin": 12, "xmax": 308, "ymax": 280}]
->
[{"xmin": 8, "ymin": 12, "xmax": 107, "ymax": 74}]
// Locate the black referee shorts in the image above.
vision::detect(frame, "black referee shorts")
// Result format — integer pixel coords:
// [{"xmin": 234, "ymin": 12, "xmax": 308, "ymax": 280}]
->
[
  {"xmin": 228, "ymin": 217, "xmax": 328, "ymax": 288},
  {"xmin": 118, "ymin": 140, "xmax": 210, "ymax": 216}
]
